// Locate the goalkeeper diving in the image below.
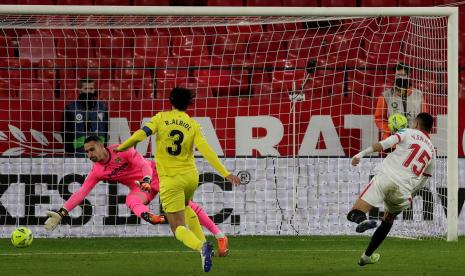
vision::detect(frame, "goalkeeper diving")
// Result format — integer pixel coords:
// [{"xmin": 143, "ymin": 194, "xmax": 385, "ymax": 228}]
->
[{"xmin": 45, "ymin": 135, "xmax": 230, "ymax": 257}]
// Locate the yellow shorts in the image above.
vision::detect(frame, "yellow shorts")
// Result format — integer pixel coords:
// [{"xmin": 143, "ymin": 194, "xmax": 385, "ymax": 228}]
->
[{"xmin": 159, "ymin": 171, "xmax": 199, "ymax": 213}]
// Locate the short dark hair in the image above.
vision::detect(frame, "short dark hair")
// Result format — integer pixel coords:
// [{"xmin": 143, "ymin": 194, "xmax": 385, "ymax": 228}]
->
[
  {"xmin": 395, "ymin": 63, "xmax": 410, "ymax": 75},
  {"xmin": 170, "ymin": 87, "xmax": 193, "ymax": 111},
  {"xmin": 80, "ymin": 78, "xmax": 95, "ymax": 85},
  {"xmin": 84, "ymin": 135, "xmax": 103, "ymax": 144},
  {"xmin": 416, "ymin": 112, "xmax": 434, "ymax": 133}
]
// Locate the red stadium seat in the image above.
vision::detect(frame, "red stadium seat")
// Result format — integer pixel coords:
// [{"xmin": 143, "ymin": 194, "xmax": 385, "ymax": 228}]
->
[
  {"xmin": 56, "ymin": 35, "xmax": 93, "ymax": 65},
  {"xmin": 212, "ymin": 33, "xmax": 249, "ymax": 65},
  {"xmin": 94, "ymin": 0, "xmax": 130, "ymax": 5},
  {"xmin": 193, "ymin": 57, "xmax": 235, "ymax": 96},
  {"xmin": 378, "ymin": 16, "xmax": 409, "ymax": 34},
  {"xmin": 17, "ymin": 0, "xmax": 53, "ymax": 4},
  {"xmin": 0, "ymin": 58, "xmax": 33, "ymax": 85},
  {"xmin": 19, "ymin": 35, "xmax": 55, "ymax": 64},
  {"xmin": 59, "ymin": 80, "xmax": 79, "ymax": 101},
  {"xmin": 0, "ymin": 35, "xmax": 14, "ymax": 58},
  {"xmin": 248, "ymin": 32, "xmax": 288, "ymax": 66},
  {"xmin": 0, "ymin": 0, "xmax": 16, "ymax": 3},
  {"xmin": 133, "ymin": 35, "xmax": 170, "ymax": 67},
  {"xmin": 37, "ymin": 59, "xmax": 57, "ymax": 90},
  {"xmin": 56, "ymin": 0, "xmax": 93, "ymax": 4},
  {"xmin": 99, "ymin": 81, "xmax": 135, "ymax": 101},
  {"xmin": 272, "ymin": 59, "xmax": 306, "ymax": 94},
  {"xmin": 320, "ymin": 0, "xmax": 356, "ymax": 6},
  {"xmin": 114, "ymin": 59, "xmax": 152, "ymax": 81},
  {"xmin": 75, "ymin": 58, "xmax": 112, "ymax": 84},
  {"xmin": 324, "ymin": 33, "xmax": 364, "ymax": 67},
  {"xmin": 19, "ymin": 81, "xmax": 54, "ymax": 100},
  {"xmin": 346, "ymin": 70, "xmax": 377, "ymax": 96},
  {"xmin": 134, "ymin": 0, "xmax": 170, "ymax": 4},
  {"xmin": 247, "ymin": 0, "xmax": 282, "ymax": 6},
  {"xmin": 287, "ymin": 31, "xmax": 327, "ymax": 60},
  {"xmin": 131, "ymin": 78, "xmax": 154, "ymax": 99},
  {"xmin": 171, "ymin": 35, "xmax": 207, "ymax": 66},
  {"xmin": 361, "ymin": 0, "xmax": 396, "ymax": 6},
  {"xmin": 364, "ymin": 33, "xmax": 402, "ymax": 66},
  {"xmin": 398, "ymin": 0, "xmax": 434, "ymax": 6},
  {"xmin": 156, "ymin": 58, "xmax": 190, "ymax": 98},
  {"xmin": 226, "ymin": 24, "xmax": 263, "ymax": 34},
  {"xmin": 208, "ymin": 0, "xmax": 243, "ymax": 5},
  {"xmin": 251, "ymin": 71, "xmax": 273, "ymax": 96},
  {"xmin": 0, "ymin": 81, "xmax": 15, "ymax": 99},
  {"xmin": 282, "ymin": 0, "xmax": 318, "ymax": 6},
  {"xmin": 95, "ymin": 35, "xmax": 132, "ymax": 65}
]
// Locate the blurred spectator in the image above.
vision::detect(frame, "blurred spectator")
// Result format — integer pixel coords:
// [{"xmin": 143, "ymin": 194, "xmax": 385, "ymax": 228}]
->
[
  {"xmin": 63, "ymin": 78, "xmax": 109, "ymax": 155},
  {"xmin": 374, "ymin": 63, "xmax": 428, "ymax": 140}
]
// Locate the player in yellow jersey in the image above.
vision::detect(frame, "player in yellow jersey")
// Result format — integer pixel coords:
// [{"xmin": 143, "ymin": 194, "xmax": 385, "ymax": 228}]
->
[{"xmin": 116, "ymin": 87, "xmax": 241, "ymax": 273}]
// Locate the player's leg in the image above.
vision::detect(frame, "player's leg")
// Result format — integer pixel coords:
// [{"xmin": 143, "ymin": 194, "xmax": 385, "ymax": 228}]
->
[
  {"xmin": 358, "ymin": 212, "xmax": 397, "ymax": 266},
  {"xmin": 189, "ymin": 201, "xmax": 229, "ymax": 257},
  {"xmin": 160, "ymin": 174, "xmax": 205, "ymax": 251},
  {"xmin": 359, "ymin": 182, "xmax": 409, "ymax": 266},
  {"xmin": 125, "ymin": 190, "xmax": 164, "ymax": 225},
  {"xmin": 348, "ymin": 176, "xmax": 387, "ymax": 233}
]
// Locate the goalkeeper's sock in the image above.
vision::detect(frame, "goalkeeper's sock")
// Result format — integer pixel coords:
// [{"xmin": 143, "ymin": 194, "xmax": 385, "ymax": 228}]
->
[
  {"xmin": 364, "ymin": 220, "xmax": 393, "ymax": 256},
  {"xmin": 126, "ymin": 193, "xmax": 149, "ymax": 217},
  {"xmin": 347, "ymin": 209, "xmax": 367, "ymax": 224},
  {"xmin": 185, "ymin": 206, "xmax": 206, "ymax": 242},
  {"xmin": 189, "ymin": 201, "xmax": 221, "ymax": 236},
  {"xmin": 175, "ymin": 225, "xmax": 203, "ymax": 251}
]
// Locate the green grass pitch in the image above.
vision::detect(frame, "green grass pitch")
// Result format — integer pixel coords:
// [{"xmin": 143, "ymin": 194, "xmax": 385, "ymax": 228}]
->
[{"xmin": 1, "ymin": 236, "xmax": 464, "ymax": 275}]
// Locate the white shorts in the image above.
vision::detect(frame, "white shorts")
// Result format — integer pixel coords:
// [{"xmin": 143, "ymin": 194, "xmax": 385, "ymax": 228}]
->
[{"xmin": 359, "ymin": 173, "xmax": 412, "ymax": 214}]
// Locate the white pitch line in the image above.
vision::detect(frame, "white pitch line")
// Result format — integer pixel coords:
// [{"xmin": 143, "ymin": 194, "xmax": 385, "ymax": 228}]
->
[{"xmin": 0, "ymin": 248, "xmax": 450, "ymax": 256}]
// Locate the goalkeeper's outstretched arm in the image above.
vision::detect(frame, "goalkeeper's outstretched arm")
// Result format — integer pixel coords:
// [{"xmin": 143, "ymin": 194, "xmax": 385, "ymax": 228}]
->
[{"xmin": 44, "ymin": 172, "xmax": 99, "ymax": 231}]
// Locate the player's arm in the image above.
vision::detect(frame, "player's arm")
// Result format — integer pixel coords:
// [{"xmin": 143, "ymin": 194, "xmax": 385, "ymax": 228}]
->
[
  {"xmin": 351, "ymin": 131, "xmax": 405, "ymax": 166},
  {"xmin": 194, "ymin": 127, "xmax": 241, "ymax": 185},
  {"xmin": 44, "ymin": 171, "xmax": 100, "ymax": 231},
  {"xmin": 116, "ymin": 114, "xmax": 160, "ymax": 152},
  {"xmin": 124, "ymin": 147, "xmax": 153, "ymax": 192}
]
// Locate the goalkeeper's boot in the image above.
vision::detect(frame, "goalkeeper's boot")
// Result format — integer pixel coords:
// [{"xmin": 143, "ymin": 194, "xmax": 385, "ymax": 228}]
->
[
  {"xmin": 356, "ymin": 220, "xmax": 377, "ymax": 233},
  {"xmin": 358, "ymin": 253, "xmax": 380, "ymax": 266},
  {"xmin": 201, "ymin": 241, "xmax": 214, "ymax": 272},
  {"xmin": 217, "ymin": 236, "xmax": 229, "ymax": 257},
  {"xmin": 141, "ymin": 212, "xmax": 165, "ymax": 225}
]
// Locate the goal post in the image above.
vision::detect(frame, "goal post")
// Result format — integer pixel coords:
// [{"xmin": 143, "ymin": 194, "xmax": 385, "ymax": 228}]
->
[{"xmin": 0, "ymin": 5, "xmax": 459, "ymax": 241}]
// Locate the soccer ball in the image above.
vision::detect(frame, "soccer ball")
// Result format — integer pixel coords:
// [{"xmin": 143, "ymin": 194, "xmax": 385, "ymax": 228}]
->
[
  {"xmin": 388, "ymin": 113, "xmax": 408, "ymax": 133},
  {"xmin": 11, "ymin": 227, "xmax": 33, "ymax": 248}
]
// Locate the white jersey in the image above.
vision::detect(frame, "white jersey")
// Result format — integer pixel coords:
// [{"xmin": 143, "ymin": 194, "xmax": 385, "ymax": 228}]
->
[{"xmin": 378, "ymin": 128, "xmax": 435, "ymax": 194}]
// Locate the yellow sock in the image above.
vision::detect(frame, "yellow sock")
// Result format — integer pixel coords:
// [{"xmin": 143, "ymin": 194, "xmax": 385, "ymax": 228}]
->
[
  {"xmin": 175, "ymin": 226, "xmax": 203, "ymax": 251},
  {"xmin": 185, "ymin": 206, "xmax": 206, "ymax": 242}
]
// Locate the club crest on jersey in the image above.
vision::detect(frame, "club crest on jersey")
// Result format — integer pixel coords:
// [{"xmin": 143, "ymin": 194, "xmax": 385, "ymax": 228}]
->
[{"xmin": 114, "ymin": 157, "xmax": 121, "ymax": 164}]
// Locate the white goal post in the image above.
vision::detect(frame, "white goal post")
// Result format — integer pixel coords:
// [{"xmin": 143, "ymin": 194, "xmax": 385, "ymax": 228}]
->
[{"xmin": 0, "ymin": 5, "xmax": 459, "ymax": 241}]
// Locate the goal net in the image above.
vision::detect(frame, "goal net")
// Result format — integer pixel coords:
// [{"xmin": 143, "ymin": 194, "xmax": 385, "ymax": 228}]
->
[{"xmin": 0, "ymin": 6, "xmax": 459, "ymax": 239}]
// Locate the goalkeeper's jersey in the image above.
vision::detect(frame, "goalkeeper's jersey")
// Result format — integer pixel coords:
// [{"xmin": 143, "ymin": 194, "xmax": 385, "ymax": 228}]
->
[
  {"xmin": 378, "ymin": 128, "xmax": 436, "ymax": 194},
  {"xmin": 63, "ymin": 144, "xmax": 157, "ymax": 212},
  {"xmin": 143, "ymin": 109, "xmax": 230, "ymax": 177}
]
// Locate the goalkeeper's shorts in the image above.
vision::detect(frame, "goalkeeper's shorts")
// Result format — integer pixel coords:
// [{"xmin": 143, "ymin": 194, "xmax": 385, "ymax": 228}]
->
[
  {"xmin": 159, "ymin": 171, "xmax": 199, "ymax": 213},
  {"xmin": 359, "ymin": 173, "xmax": 412, "ymax": 214}
]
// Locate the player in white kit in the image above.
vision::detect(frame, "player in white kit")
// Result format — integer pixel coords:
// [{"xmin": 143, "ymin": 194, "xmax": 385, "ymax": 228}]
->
[{"xmin": 347, "ymin": 112, "xmax": 435, "ymax": 266}]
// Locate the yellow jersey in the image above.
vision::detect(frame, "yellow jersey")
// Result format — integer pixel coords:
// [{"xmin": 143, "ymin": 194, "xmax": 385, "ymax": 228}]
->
[{"xmin": 143, "ymin": 109, "xmax": 230, "ymax": 177}]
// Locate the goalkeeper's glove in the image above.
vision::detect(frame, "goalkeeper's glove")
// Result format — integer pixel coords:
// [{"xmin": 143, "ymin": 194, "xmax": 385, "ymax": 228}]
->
[
  {"xmin": 44, "ymin": 208, "xmax": 68, "ymax": 231},
  {"xmin": 135, "ymin": 176, "xmax": 152, "ymax": 192}
]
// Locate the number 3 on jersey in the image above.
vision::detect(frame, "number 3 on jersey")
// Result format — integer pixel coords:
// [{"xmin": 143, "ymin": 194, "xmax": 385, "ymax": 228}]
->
[
  {"xmin": 402, "ymin": 143, "xmax": 431, "ymax": 177},
  {"xmin": 167, "ymin": 130, "xmax": 184, "ymax": 156}
]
